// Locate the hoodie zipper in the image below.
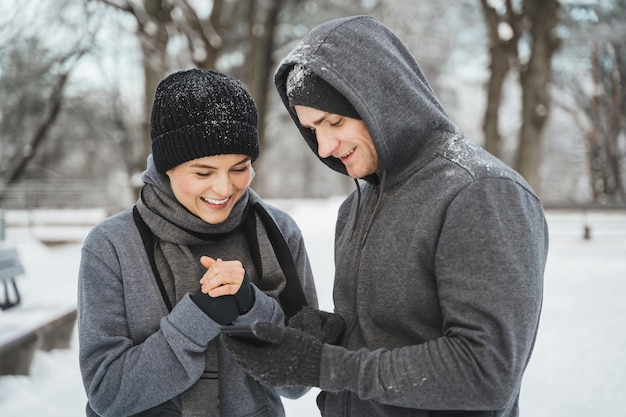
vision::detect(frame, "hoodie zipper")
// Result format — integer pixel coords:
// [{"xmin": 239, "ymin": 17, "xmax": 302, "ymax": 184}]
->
[
  {"xmin": 360, "ymin": 171, "xmax": 386, "ymax": 247},
  {"xmin": 343, "ymin": 171, "xmax": 386, "ymax": 343},
  {"xmin": 340, "ymin": 172, "xmax": 387, "ymax": 415}
]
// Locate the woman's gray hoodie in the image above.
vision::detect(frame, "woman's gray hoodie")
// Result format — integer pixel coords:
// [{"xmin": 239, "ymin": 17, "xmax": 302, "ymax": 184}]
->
[{"xmin": 274, "ymin": 16, "xmax": 548, "ymax": 417}]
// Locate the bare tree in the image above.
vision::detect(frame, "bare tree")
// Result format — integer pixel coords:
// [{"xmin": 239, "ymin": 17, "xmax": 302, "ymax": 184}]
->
[
  {"xmin": 551, "ymin": 0, "xmax": 626, "ymax": 203},
  {"xmin": 588, "ymin": 42, "xmax": 625, "ymax": 202},
  {"xmin": 0, "ymin": 0, "xmax": 96, "ymax": 201},
  {"xmin": 3, "ymin": 49, "xmax": 91, "ymax": 184},
  {"xmin": 480, "ymin": 0, "xmax": 559, "ymax": 192},
  {"xmin": 479, "ymin": 0, "xmax": 522, "ymax": 158},
  {"xmin": 96, "ymin": 0, "xmax": 292, "ymax": 179},
  {"xmin": 514, "ymin": 0, "xmax": 560, "ymax": 191},
  {"xmin": 559, "ymin": 42, "xmax": 625, "ymax": 203}
]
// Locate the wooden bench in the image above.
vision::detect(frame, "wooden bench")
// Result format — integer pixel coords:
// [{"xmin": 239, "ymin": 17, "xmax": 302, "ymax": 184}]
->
[
  {"xmin": 0, "ymin": 305, "xmax": 77, "ymax": 375},
  {"xmin": 0, "ymin": 247, "xmax": 23, "ymax": 310},
  {"xmin": 0, "ymin": 247, "xmax": 78, "ymax": 375}
]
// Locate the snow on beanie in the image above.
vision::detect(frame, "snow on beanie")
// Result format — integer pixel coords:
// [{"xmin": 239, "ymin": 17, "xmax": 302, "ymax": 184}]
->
[
  {"xmin": 286, "ymin": 64, "xmax": 361, "ymax": 120},
  {"xmin": 151, "ymin": 68, "xmax": 259, "ymax": 173}
]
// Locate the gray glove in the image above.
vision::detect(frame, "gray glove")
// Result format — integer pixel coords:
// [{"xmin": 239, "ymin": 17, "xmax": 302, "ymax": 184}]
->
[
  {"xmin": 221, "ymin": 321, "xmax": 322, "ymax": 387},
  {"xmin": 287, "ymin": 306, "xmax": 345, "ymax": 345}
]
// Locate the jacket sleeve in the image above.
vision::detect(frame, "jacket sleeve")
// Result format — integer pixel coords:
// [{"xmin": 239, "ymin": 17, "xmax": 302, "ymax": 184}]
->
[
  {"xmin": 319, "ymin": 178, "xmax": 548, "ymax": 410},
  {"xmin": 78, "ymin": 221, "xmax": 286, "ymax": 416}
]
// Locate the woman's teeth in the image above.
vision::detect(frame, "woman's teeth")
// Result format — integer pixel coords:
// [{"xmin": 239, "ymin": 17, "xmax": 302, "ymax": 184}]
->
[{"xmin": 201, "ymin": 196, "xmax": 229, "ymax": 205}]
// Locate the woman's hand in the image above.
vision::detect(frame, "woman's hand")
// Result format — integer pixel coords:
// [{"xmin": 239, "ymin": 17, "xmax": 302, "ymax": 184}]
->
[
  {"xmin": 199, "ymin": 256, "xmax": 245, "ymax": 297},
  {"xmin": 192, "ymin": 256, "xmax": 254, "ymax": 323}
]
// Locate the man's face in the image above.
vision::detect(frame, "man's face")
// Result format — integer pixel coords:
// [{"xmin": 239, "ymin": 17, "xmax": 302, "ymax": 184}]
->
[{"xmin": 294, "ymin": 105, "xmax": 379, "ymax": 179}]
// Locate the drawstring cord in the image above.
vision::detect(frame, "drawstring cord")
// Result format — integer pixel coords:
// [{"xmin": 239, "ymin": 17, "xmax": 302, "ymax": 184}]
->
[
  {"xmin": 349, "ymin": 178, "xmax": 362, "ymax": 241},
  {"xmin": 361, "ymin": 170, "xmax": 386, "ymax": 246},
  {"xmin": 348, "ymin": 171, "xmax": 387, "ymax": 245}
]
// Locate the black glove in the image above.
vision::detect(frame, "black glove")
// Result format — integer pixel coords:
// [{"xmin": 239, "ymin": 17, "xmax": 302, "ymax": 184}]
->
[
  {"xmin": 191, "ymin": 272, "xmax": 255, "ymax": 325},
  {"xmin": 287, "ymin": 306, "xmax": 345, "ymax": 345},
  {"xmin": 220, "ymin": 321, "xmax": 322, "ymax": 387},
  {"xmin": 233, "ymin": 272, "xmax": 255, "ymax": 314}
]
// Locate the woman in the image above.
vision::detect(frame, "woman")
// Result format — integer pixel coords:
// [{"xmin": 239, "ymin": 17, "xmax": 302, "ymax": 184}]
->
[{"xmin": 78, "ymin": 68, "xmax": 317, "ymax": 416}]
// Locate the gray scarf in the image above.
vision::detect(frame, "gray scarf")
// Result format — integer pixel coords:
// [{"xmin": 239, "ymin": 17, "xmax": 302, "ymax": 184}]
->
[{"xmin": 135, "ymin": 158, "xmax": 286, "ymax": 416}]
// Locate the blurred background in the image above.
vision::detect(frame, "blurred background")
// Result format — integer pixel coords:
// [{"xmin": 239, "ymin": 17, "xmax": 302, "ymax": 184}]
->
[
  {"xmin": 1, "ymin": 0, "xmax": 624, "ymax": 214},
  {"xmin": 1, "ymin": 2, "xmax": 626, "ymax": 415}
]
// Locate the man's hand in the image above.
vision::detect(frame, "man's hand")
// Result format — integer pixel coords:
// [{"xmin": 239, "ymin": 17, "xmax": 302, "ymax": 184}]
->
[
  {"xmin": 220, "ymin": 321, "xmax": 323, "ymax": 387},
  {"xmin": 288, "ymin": 306, "xmax": 345, "ymax": 345}
]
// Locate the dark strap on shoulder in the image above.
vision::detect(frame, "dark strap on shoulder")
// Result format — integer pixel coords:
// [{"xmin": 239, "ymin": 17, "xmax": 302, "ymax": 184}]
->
[
  {"xmin": 244, "ymin": 211, "xmax": 263, "ymax": 280},
  {"xmin": 133, "ymin": 206, "xmax": 173, "ymax": 312},
  {"xmin": 251, "ymin": 202, "xmax": 308, "ymax": 317}
]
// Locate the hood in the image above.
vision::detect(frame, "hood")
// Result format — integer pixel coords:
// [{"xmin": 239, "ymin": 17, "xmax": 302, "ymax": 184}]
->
[{"xmin": 274, "ymin": 15, "xmax": 459, "ymax": 183}]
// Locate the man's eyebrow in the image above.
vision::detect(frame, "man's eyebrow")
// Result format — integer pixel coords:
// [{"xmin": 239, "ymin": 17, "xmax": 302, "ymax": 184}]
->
[
  {"xmin": 301, "ymin": 113, "xmax": 328, "ymax": 129},
  {"xmin": 312, "ymin": 114, "xmax": 327, "ymax": 125}
]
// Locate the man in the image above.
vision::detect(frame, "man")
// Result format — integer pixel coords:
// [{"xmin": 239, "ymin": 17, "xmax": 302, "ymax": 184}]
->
[{"xmin": 222, "ymin": 15, "xmax": 548, "ymax": 417}]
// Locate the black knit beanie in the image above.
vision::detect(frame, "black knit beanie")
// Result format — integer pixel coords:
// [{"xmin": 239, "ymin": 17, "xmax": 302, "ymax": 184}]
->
[
  {"xmin": 286, "ymin": 64, "xmax": 361, "ymax": 120},
  {"xmin": 151, "ymin": 68, "xmax": 259, "ymax": 173}
]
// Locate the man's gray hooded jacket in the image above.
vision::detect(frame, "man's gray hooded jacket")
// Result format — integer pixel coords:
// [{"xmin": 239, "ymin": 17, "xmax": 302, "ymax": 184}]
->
[{"xmin": 274, "ymin": 15, "xmax": 548, "ymax": 417}]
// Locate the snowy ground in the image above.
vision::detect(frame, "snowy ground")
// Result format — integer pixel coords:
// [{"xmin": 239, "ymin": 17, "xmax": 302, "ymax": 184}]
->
[{"xmin": 0, "ymin": 199, "xmax": 625, "ymax": 416}]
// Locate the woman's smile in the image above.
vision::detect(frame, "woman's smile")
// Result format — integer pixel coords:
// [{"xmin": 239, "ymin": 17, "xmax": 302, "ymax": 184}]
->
[{"xmin": 201, "ymin": 195, "xmax": 231, "ymax": 207}]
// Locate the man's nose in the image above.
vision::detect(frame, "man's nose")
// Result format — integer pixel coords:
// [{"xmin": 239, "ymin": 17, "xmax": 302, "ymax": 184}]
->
[{"xmin": 316, "ymin": 133, "xmax": 339, "ymax": 158}]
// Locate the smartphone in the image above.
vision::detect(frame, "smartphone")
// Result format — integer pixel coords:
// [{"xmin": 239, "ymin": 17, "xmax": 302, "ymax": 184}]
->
[{"xmin": 220, "ymin": 324, "xmax": 273, "ymax": 345}]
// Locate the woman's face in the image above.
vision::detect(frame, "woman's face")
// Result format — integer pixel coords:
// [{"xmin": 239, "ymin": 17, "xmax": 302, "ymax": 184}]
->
[{"xmin": 166, "ymin": 154, "xmax": 253, "ymax": 224}]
